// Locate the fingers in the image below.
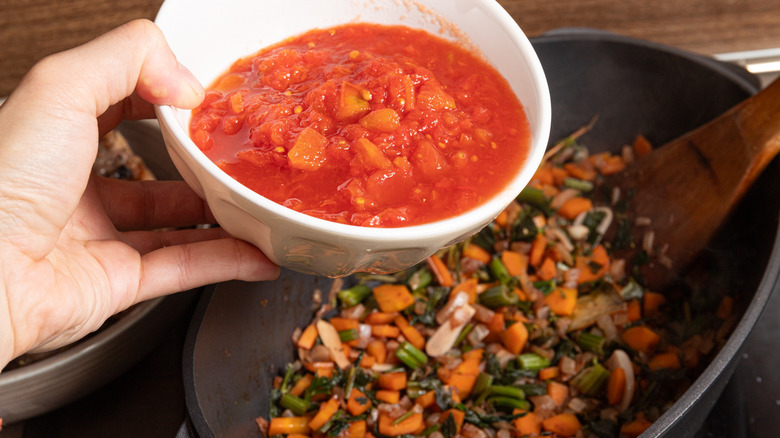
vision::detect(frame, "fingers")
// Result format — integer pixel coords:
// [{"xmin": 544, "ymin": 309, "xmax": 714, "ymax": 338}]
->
[
  {"xmin": 136, "ymin": 238, "xmax": 280, "ymax": 302},
  {"xmin": 121, "ymin": 226, "xmax": 229, "ymax": 255},
  {"xmin": 95, "ymin": 177, "xmax": 215, "ymax": 230}
]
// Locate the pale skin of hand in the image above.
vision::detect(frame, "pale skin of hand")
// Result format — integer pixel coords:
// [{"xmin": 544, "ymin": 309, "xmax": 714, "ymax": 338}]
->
[{"xmin": 0, "ymin": 19, "xmax": 280, "ymax": 369}]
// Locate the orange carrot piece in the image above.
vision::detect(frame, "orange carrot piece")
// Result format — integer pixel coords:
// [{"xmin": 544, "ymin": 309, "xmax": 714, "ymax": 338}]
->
[
  {"xmin": 539, "ymin": 366, "xmax": 559, "ymax": 381},
  {"xmin": 533, "ymin": 162, "xmax": 555, "ymax": 186},
  {"xmin": 537, "ymin": 257, "xmax": 557, "ymax": 281},
  {"xmin": 462, "ymin": 347, "xmax": 485, "ymax": 362},
  {"xmin": 551, "ymin": 166, "xmax": 569, "ymax": 186},
  {"xmin": 347, "ymin": 388, "xmax": 372, "ymax": 416},
  {"xmin": 329, "ymin": 317, "xmax": 360, "ymax": 332},
  {"xmin": 633, "ymin": 134, "xmax": 653, "ymax": 158},
  {"xmin": 358, "ymin": 354, "xmax": 375, "ymax": 368},
  {"xmin": 598, "ymin": 155, "xmax": 626, "ymax": 175},
  {"xmin": 375, "ymin": 390, "xmax": 401, "ymax": 404},
  {"xmin": 343, "ymin": 420, "xmax": 367, "ymax": 438},
  {"xmin": 564, "ymin": 161, "xmax": 598, "ymax": 181},
  {"xmin": 514, "ymin": 411, "xmax": 542, "ymax": 435},
  {"xmin": 529, "ymin": 234, "xmax": 547, "ymax": 268},
  {"xmin": 286, "ymin": 435, "xmax": 310, "ymax": 438},
  {"xmin": 717, "ymin": 295, "xmax": 734, "ymax": 319},
  {"xmin": 545, "ymin": 288, "xmax": 578, "ymax": 316},
  {"xmin": 641, "ymin": 291, "xmax": 664, "ymax": 318},
  {"xmin": 450, "ymin": 277, "xmax": 479, "ymax": 304},
  {"xmin": 486, "ymin": 312, "xmax": 505, "ymax": 335},
  {"xmin": 415, "ymin": 390, "xmax": 436, "ymax": 408},
  {"xmin": 371, "ymin": 324, "xmax": 401, "ymax": 338},
  {"xmin": 501, "ymin": 250, "xmax": 529, "ymax": 276},
  {"xmin": 463, "ymin": 243, "xmax": 492, "ymax": 264},
  {"xmin": 427, "ymin": 255, "xmax": 454, "ymax": 287},
  {"xmin": 500, "ymin": 321, "xmax": 529, "ymax": 355},
  {"xmin": 547, "ymin": 380, "xmax": 569, "ymax": 406},
  {"xmin": 626, "ymin": 299, "xmax": 642, "ymax": 322},
  {"xmin": 366, "ymin": 340, "xmax": 388, "ymax": 363},
  {"xmin": 378, "ymin": 372, "xmax": 407, "ymax": 390},
  {"xmin": 290, "ymin": 373, "xmax": 314, "ymax": 397},
  {"xmin": 363, "ymin": 311, "xmax": 399, "ymax": 325},
  {"xmin": 394, "ymin": 315, "xmax": 426, "ymax": 350},
  {"xmin": 297, "ymin": 323, "xmax": 318, "ymax": 349},
  {"xmin": 622, "ymin": 325, "xmax": 661, "ymax": 354},
  {"xmin": 373, "ymin": 284, "xmax": 415, "ymax": 313},
  {"xmin": 269, "ymin": 417, "xmax": 312, "ymax": 436},
  {"xmin": 303, "ymin": 361, "xmax": 334, "ymax": 374},
  {"xmin": 440, "ymin": 409, "xmax": 465, "ymax": 433},
  {"xmin": 309, "ymin": 396, "xmax": 340, "ymax": 431},
  {"xmin": 607, "ymin": 367, "xmax": 626, "ymax": 405},
  {"xmin": 557, "ymin": 196, "xmax": 593, "ymax": 220},
  {"xmin": 648, "ymin": 352, "xmax": 681, "ymax": 371},
  {"xmin": 620, "ymin": 413, "xmax": 652, "ymax": 438},
  {"xmin": 542, "ymin": 412, "xmax": 581, "ymax": 436},
  {"xmin": 378, "ymin": 412, "xmax": 424, "ymax": 436}
]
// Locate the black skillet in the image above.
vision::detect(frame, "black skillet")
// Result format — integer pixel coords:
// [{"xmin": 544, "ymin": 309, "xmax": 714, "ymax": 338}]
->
[{"xmin": 179, "ymin": 30, "xmax": 780, "ymax": 438}]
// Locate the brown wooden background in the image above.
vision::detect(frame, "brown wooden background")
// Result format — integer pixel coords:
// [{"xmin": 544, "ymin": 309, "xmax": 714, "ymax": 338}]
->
[{"xmin": 2, "ymin": 0, "xmax": 780, "ymax": 97}]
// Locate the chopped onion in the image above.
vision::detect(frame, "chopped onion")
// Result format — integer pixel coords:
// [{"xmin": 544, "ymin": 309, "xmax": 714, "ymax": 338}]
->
[{"xmin": 606, "ymin": 349, "xmax": 636, "ymax": 411}]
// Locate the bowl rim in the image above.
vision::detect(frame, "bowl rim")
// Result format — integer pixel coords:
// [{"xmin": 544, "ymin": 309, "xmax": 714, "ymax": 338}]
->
[{"xmin": 154, "ymin": 0, "xmax": 551, "ymax": 241}]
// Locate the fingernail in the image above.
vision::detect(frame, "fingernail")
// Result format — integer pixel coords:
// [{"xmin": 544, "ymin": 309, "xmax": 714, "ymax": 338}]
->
[{"xmin": 177, "ymin": 61, "xmax": 205, "ymax": 102}]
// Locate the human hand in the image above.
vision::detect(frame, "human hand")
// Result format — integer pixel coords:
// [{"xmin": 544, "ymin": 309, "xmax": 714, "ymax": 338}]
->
[{"xmin": 0, "ymin": 19, "xmax": 280, "ymax": 369}]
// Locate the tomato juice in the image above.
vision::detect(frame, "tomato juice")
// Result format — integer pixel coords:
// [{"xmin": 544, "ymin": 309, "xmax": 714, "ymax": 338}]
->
[{"xmin": 190, "ymin": 23, "xmax": 531, "ymax": 227}]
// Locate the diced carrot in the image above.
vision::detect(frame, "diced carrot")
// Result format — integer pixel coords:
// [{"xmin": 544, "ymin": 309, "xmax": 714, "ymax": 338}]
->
[
  {"xmin": 427, "ymin": 255, "xmax": 454, "ymax": 287},
  {"xmin": 485, "ymin": 312, "xmax": 505, "ymax": 336},
  {"xmin": 551, "ymin": 166, "xmax": 569, "ymax": 186},
  {"xmin": 366, "ymin": 340, "xmax": 388, "ymax": 364},
  {"xmin": 557, "ymin": 196, "xmax": 593, "ymax": 220},
  {"xmin": 622, "ymin": 325, "xmax": 661, "ymax": 354},
  {"xmin": 542, "ymin": 412, "xmax": 581, "ymax": 436},
  {"xmin": 564, "ymin": 161, "xmax": 598, "ymax": 181},
  {"xmin": 533, "ymin": 163, "xmax": 555, "ymax": 186},
  {"xmin": 643, "ymin": 291, "xmax": 666, "ymax": 318},
  {"xmin": 539, "ymin": 366, "xmax": 559, "ymax": 381},
  {"xmin": 375, "ymin": 390, "xmax": 401, "ymax": 404},
  {"xmin": 450, "ymin": 277, "xmax": 479, "ymax": 304},
  {"xmin": 592, "ymin": 244, "xmax": 610, "ymax": 266},
  {"xmin": 633, "ymin": 134, "xmax": 653, "ymax": 158},
  {"xmin": 290, "ymin": 373, "xmax": 314, "ymax": 397},
  {"xmin": 607, "ymin": 367, "xmax": 626, "ymax": 405},
  {"xmin": 648, "ymin": 352, "xmax": 681, "ymax": 371},
  {"xmin": 286, "ymin": 435, "xmax": 309, "ymax": 438},
  {"xmin": 378, "ymin": 372, "xmax": 407, "ymax": 390},
  {"xmin": 315, "ymin": 367, "xmax": 334, "ymax": 378},
  {"xmin": 514, "ymin": 411, "xmax": 542, "ymax": 435},
  {"xmin": 394, "ymin": 316, "xmax": 426, "ymax": 350},
  {"xmin": 415, "ymin": 390, "xmax": 436, "ymax": 408},
  {"xmin": 626, "ymin": 299, "xmax": 642, "ymax": 322},
  {"xmin": 343, "ymin": 420, "xmax": 367, "ymax": 438},
  {"xmin": 360, "ymin": 108, "xmax": 401, "ymax": 132},
  {"xmin": 378, "ymin": 412, "xmax": 424, "ymax": 436},
  {"xmin": 545, "ymin": 288, "xmax": 578, "ymax": 316},
  {"xmin": 268, "ymin": 417, "xmax": 312, "ymax": 436},
  {"xmin": 462, "ymin": 348, "xmax": 485, "ymax": 362},
  {"xmin": 575, "ymin": 254, "xmax": 607, "ymax": 284},
  {"xmin": 500, "ymin": 321, "xmax": 529, "ymax": 355},
  {"xmin": 501, "ymin": 250, "xmax": 529, "ymax": 276},
  {"xmin": 717, "ymin": 295, "xmax": 734, "ymax": 319},
  {"xmin": 358, "ymin": 354, "xmax": 375, "ymax": 368},
  {"xmin": 597, "ymin": 155, "xmax": 626, "ymax": 175},
  {"xmin": 288, "ymin": 126, "xmax": 328, "ymax": 171},
  {"xmin": 373, "ymin": 284, "xmax": 415, "ymax": 313},
  {"xmin": 440, "ymin": 409, "xmax": 465, "ymax": 433},
  {"xmin": 620, "ymin": 413, "xmax": 652, "ymax": 438},
  {"xmin": 547, "ymin": 380, "xmax": 569, "ymax": 407},
  {"xmin": 363, "ymin": 311, "xmax": 399, "ymax": 325},
  {"xmin": 529, "ymin": 234, "xmax": 547, "ymax": 268},
  {"xmin": 463, "ymin": 244, "xmax": 492, "ymax": 264},
  {"xmin": 347, "ymin": 388, "xmax": 372, "ymax": 416},
  {"xmin": 309, "ymin": 396, "xmax": 340, "ymax": 431},
  {"xmin": 537, "ymin": 257, "xmax": 557, "ymax": 281},
  {"xmin": 303, "ymin": 361, "xmax": 334, "ymax": 374},
  {"xmin": 297, "ymin": 323, "xmax": 318, "ymax": 349},
  {"xmin": 329, "ymin": 317, "xmax": 360, "ymax": 332},
  {"xmin": 494, "ymin": 209, "xmax": 509, "ymax": 228},
  {"xmin": 371, "ymin": 324, "xmax": 401, "ymax": 338}
]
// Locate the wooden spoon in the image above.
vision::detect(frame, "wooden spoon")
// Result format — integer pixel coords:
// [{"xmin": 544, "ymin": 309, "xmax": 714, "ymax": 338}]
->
[{"xmin": 606, "ymin": 76, "xmax": 780, "ymax": 289}]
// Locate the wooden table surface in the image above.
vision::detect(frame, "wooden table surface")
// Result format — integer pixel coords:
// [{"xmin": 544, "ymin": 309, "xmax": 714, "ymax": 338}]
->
[{"xmin": 2, "ymin": 0, "xmax": 780, "ymax": 97}]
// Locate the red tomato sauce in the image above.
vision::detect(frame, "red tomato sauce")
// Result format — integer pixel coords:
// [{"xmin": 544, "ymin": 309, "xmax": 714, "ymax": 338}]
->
[{"xmin": 190, "ymin": 23, "xmax": 531, "ymax": 227}]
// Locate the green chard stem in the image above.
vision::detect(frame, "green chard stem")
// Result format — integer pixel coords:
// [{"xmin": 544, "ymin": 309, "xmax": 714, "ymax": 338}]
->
[
  {"xmin": 489, "ymin": 256, "xmax": 512, "ymax": 284},
  {"xmin": 577, "ymin": 332, "xmax": 606, "ymax": 355},
  {"xmin": 395, "ymin": 341, "xmax": 428, "ymax": 369},
  {"xmin": 571, "ymin": 363, "xmax": 610, "ymax": 396},
  {"xmin": 479, "ymin": 284, "xmax": 519, "ymax": 309},
  {"xmin": 487, "ymin": 396, "xmax": 531, "ymax": 411},
  {"xmin": 517, "ymin": 353, "xmax": 551, "ymax": 371},
  {"xmin": 280, "ymin": 393, "xmax": 311, "ymax": 415},
  {"xmin": 338, "ymin": 284, "xmax": 372, "ymax": 307}
]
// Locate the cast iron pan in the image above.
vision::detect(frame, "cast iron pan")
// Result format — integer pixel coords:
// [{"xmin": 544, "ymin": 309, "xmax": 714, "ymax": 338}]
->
[{"xmin": 180, "ymin": 30, "xmax": 780, "ymax": 437}]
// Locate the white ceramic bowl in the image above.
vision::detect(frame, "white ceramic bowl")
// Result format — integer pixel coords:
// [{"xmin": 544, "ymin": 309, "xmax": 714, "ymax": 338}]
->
[{"xmin": 154, "ymin": 0, "xmax": 551, "ymax": 277}]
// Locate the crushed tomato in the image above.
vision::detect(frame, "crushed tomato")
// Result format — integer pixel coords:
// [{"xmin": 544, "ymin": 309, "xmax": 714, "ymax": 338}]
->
[{"xmin": 190, "ymin": 23, "xmax": 531, "ymax": 227}]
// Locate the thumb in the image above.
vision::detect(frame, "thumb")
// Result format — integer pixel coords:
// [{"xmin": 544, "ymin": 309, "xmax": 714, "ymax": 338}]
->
[{"xmin": 0, "ymin": 19, "xmax": 204, "ymax": 255}]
